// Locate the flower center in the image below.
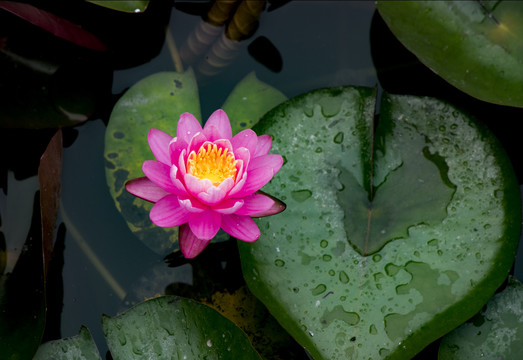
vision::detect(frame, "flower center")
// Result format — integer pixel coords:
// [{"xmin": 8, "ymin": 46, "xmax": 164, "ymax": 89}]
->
[{"xmin": 187, "ymin": 143, "xmax": 237, "ymax": 185}]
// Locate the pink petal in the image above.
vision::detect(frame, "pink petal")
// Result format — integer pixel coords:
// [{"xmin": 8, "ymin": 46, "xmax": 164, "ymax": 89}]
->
[
  {"xmin": 249, "ymin": 154, "xmax": 283, "ymax": 173},
  {"xmin": 196, "ymin": 186, "xmax": 227, "ymax": 206},
  {"xmin": 188, "ymin": 211, "xmax": 221, "ymax": 240},
  {"xmin": 204, "ymin": 109, "xmax": 232, "ymax": 140},
  {"xmin": 217, "ymin": 177, "xmax": 235, "ymax": 194},
  {"xmin": 213, "ymin": 138, "xmax": 234, "ymax": 153},
  {"xmin": 148, "ymin": 129, "xmax": 173, "ymax": 165},
  {"xmin": 169, "ymin": 165, "xmax": 188, "ymax": 196},
  {"xmin": 253, "ymin": 134, "xmax": 272, "ymax": 157},
  {"xmin": 187, "ymin": 132, "xmax": 207, "ymax": 154},
  {"xmin": 178, "ymin": 195, "xmax": 207, "ymax": 213},
  {"xmin": 169, "ymin": 137, "xmax": 188, "ymax": 166},
  {"xmin": 232, "ymin": 166, "xmax": 275, "ymax": 198},
  {"xmin": 232, "ymin": 129, "xmax": 258, "ymax": 155},
  {"xmin": 232, "ymin": 147, "xmax": 250, "ymax": 178},
  {"xmin": 227, "ymin": 172, "xmax": 247, "ymax": 198},
  {"xmin": 178, "ymin": 149, "xmax": 187, "ymax": 176},
  {"xmin": 150, "ymin": 195, "xmax": 191, "ymax": 227},
  {"xmin": 211, "ymin": 198, "xmax": 244, "ymax": 214},
  {"xmin": 184, "ymin": 173, "xmax": 213, "ymax": 196},
  {"xmin": 177, "ymin": 113, "xmax": 202, "ymax": 143},
  {"xmin": 179, "ymin": 224, "xmax": 211, "ymax": 258},
  {"xmin": 202, "ymin": 125, "xmax": 222, "ymax": 143},
  {"xmin": 221, "ymin": 214, "xmax": 260, "ymax": 242},
  {"xmin": 234, "ymin": 192, "xmax": 282, "ymax": 217},
  {"xmin": 142, "ymin": 160, "xmax": 180, "ymax": 194},
  {"xmin": 125, "ymin": 177, "xmax": 168, "ymax": 203}
]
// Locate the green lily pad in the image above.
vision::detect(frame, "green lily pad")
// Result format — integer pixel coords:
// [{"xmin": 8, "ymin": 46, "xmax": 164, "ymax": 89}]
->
[
  {"xmin": 34, "ymin": 326, "xmax": 101, "ymax": 360},
  {"xmin": 238, "ymin": 87, "xmax": 521, "ymax": 359},
  {"xmin": 438, "ymin": 277, "xmax": 523, "ymax": 359},
  {"xmin": 102, "ymin": 296, "xmax": 261, "ymax": 359},
  {"xmin": 87, "ymin": 1, "xmax": 149, "ymax": 13},
  {"xmin": 104, "ymin": 69, "xmax": 201, "ymax": 254},
  {"xmin": 222, "ymin": 71, "xmax": 287, "ymax": 134},
  {"xmin": 376, "ymin": 1, "xmax": 523, "ymax": 107}
]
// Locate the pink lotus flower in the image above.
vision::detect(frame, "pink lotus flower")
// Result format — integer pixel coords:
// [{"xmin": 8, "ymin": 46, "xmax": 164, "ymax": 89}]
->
[{"xmin": 126, "ymin": 109, "xmax": 285, "ymax": 258}]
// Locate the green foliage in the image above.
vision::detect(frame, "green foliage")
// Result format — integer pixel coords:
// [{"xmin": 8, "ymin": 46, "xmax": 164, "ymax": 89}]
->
[
  {"xmin": 102, "ymin": 296, "xmax": 261, "ymax": 359},
  {"xmin": 376, "ymin": 1, "xmax": 523, "ymax": 107},
  {"xmin": 439, "ymin": 277, "xmax": 523, "ymax": 359},
  {"xmin": 87, "ymin": 1, "xmax": 149, "ymax": 13},
  {"xmin": 34, "ymin": 326, "xmax": 102, "ymax": 360},
  {"xmin": 238, "ymin": 86, "xmax": 521, "ymax": 359},
  {"xmin": 104, "ymin": 70, "xmax": 201, "ymax": 254}
]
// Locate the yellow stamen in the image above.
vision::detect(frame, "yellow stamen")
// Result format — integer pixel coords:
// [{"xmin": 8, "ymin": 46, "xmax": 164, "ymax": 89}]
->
[{"xmin": 187, "ymin": 143, "xmax": 237, "ymax": 185}]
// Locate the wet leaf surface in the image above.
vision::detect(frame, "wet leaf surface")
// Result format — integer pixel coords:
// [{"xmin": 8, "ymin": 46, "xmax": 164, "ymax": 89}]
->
[
  {"xmin": 34, "ymin": 326, "xmax": 102, "ymax": 360},
  {"xmin": 102, "ymin": 296, "xmax": 262, "ymax": 359},
  {"xmin": 439, "ymin": 277, "xmax": 523, "ymax": 359},
  {"xmin": 238, "ymin": 86, "xmax": 521, "ymax": 359}
]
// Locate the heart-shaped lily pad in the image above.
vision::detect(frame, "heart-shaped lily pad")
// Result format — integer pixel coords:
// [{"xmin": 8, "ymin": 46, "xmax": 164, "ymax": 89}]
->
[{"xmin": 238, "ymin": 87, "xmax": 521, "ymax": 359}]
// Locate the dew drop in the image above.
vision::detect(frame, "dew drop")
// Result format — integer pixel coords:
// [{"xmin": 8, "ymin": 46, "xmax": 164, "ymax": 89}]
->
[
  {"xmin": 333, "ymin": 132, "xmax": 344, "ymax": 144},
  {"xmin": 312, "ymin": 284, "xmax": 327, "ymax": 296},
  {"xmin": 274, "ymin": 259, "xmax": 285, "ymax": 267},
  {"xmin": 118, "ymin": 333, "xmax": 127, "ymax": 346},
  {"xmin": 291, "ymin": 189, "xmax": 312, "ymax": 202},
  {"xmin": 322, "ymin": 254, "xmax": 332, "ymax": 262},
  {"xmin": 385, "ymin": 263, "xmax": 400, "ymax": 276},
  {"xmin": 372, "ymin": 254, "xmax": 382, "ymax": 262},
  {"xmin": 320, "ymin": 240, "xmax": 328, "ymax": 248},
  {"xmin": 339, "ymin": 271, "xmax": 350, "ymax": 284}
]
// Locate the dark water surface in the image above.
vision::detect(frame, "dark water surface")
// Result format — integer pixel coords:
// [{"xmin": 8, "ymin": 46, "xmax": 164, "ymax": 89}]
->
[{"xmin": 1, "ymin": 1, "xmax": 522, "ymax": 359}]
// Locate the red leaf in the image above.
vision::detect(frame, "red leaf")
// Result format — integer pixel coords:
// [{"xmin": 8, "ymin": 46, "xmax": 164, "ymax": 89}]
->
[
  {"xmin": 0, "ymin": 1, "xmax": 107, "ymax": 51},
  {"xmin": 38, "ymin": 129, "xmax": 63, "ymax": 278}
]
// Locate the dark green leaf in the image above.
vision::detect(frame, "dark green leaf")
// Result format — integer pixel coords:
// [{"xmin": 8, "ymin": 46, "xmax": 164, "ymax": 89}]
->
[
  {"xmin": 34, "ymin": 326, "xmax": 102, "ymax": 360},
  {"xmin": 102, "ymin": 296, "xmax": 262, "ymax": 359},
  {"xmin": 376, "ymin": 1, "xmax": 523, "ymax": 107},
  {"xmin": 439, "ymin": 277, "xmax": 523, "ymax": 359},
  {"xmin": 239, "ymin": 87, "xmax": 521, "ymax": 359}
]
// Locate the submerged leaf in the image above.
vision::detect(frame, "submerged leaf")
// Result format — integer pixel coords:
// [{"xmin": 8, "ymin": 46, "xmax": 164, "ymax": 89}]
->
[{"xmin": 239, "ymin": 87, "xmax": 521, "ymax": 359}]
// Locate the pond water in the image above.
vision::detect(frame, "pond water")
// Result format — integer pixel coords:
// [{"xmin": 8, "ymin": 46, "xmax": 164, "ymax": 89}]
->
[{"xmin": 1, "ymin": 1, "xmax": 522, "ymax": 359}]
